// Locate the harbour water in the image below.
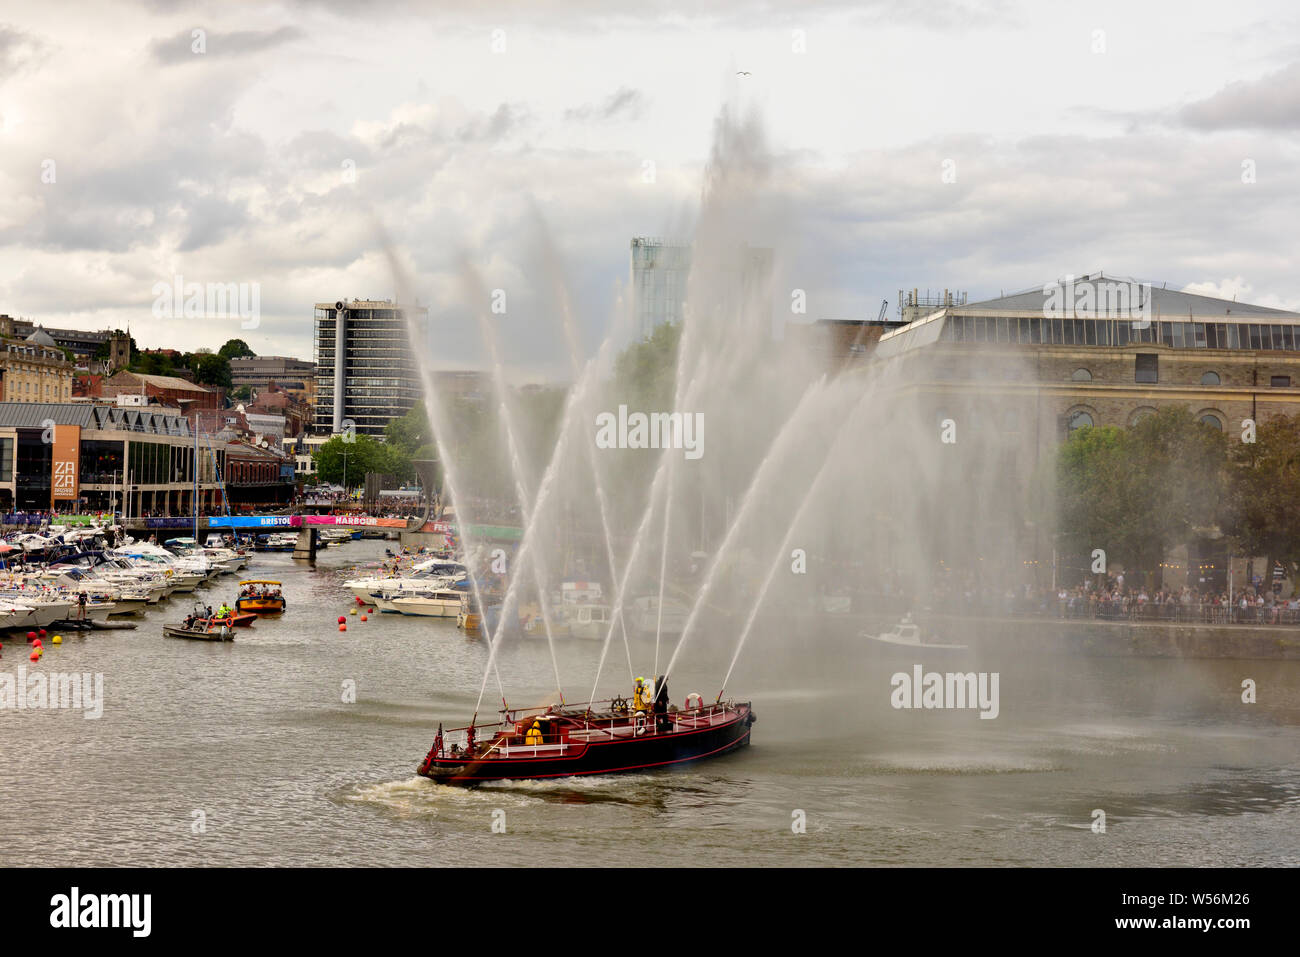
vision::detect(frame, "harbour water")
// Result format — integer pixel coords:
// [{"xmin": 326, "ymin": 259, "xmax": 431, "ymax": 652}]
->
[{"xmin": 3, "ymin": 540, "xmax": 1297, "ymax": 867}]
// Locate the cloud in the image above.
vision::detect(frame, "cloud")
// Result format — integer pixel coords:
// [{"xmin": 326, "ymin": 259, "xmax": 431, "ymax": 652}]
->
[
  {"xmin": 565, "ymin": 87, "xmax": 647, "ymax": 124},
  {"xmin": 0, "ymin": 22, "xmax": 46, "ymax": 80},
  {"xmin": 1177, "ymin": 62, "xmax": 1300, "ymax": 130},
  {"xmin": 148, "ymin": 25, "xmax": 304, "ymax": 65}
]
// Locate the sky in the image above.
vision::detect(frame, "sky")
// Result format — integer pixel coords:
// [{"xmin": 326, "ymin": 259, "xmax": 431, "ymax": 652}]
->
[{"xmin": 1, "ymin": 0, "xmax": 1299, "ymax": 376}]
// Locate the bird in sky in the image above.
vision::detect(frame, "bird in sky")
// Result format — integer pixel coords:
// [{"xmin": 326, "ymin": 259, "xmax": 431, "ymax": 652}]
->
[{"xmin": 736, "ymin": 71, "xmax": 751, "ymax": 76}]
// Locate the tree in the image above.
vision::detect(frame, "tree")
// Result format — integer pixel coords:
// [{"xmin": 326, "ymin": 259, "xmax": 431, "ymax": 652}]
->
[
  {"xmin": 218, "ymin": 339, "xmax": 256, "ymax": 360},
  {"xmin": 1223, "ymin": 413, "xmax": 1300, "ymax": 582},
  {"xmin": 190, "ymin": 352, "xmax": 232, "ymax": 391},
  {"xmin": 313, "ymin": 433, "xmax": 414, "ymax": 487},
  {"xmin": 1057, "ymin": 407, "xmax": 1226, "ymax": 587},
  {"xmin": 611, "ymin": 320, "xmax": 681, "ymax": 412},
  {"xmin": 384, "ymin": 403, "xmax": 431, "ymax": 457}
]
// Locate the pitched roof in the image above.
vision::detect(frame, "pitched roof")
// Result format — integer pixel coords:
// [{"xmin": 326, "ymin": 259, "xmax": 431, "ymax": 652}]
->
[
  {"xmin": 965, "ymin": 273, "xmax": 1300, "ymax": 320},
  {"xmin": 112, "ymin": 371, "xmax": 212, "ymax": 392}
]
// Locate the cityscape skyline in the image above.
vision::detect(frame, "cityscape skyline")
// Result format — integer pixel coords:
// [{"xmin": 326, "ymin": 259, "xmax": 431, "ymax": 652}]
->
[{"xmin": 3, "ymin": 2, "xmax": 1300, "ymax": 370}]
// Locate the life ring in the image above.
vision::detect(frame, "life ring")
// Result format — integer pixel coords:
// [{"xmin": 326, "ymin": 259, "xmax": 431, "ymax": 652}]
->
[
  {"xmin": 634, "ymin": 712, "xmax": 647, "ymax": 736},
  {"xmin": 685, "ymin": 693, "xmax": 704, "ymax": 711}
]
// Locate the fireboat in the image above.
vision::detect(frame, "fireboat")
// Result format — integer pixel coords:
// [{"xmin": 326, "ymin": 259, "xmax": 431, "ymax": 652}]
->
[{"xmin": 417, "ymin": 678, "xmax": 755, "ymax": 785}]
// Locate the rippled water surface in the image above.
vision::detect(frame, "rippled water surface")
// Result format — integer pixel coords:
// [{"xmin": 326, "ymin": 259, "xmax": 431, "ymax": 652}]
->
[{"xmin": 3, "ymin": 540, "xmax": 1297, "ymax": 866}]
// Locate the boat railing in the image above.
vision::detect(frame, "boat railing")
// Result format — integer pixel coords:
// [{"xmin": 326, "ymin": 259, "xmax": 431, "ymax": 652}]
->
[{"xmin": 427, "ymin": 699, "xmax": 745, "ymax": 758}]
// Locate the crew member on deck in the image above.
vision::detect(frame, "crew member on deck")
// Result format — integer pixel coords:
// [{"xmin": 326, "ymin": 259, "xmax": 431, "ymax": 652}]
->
[
  {"xmin": 653, "ymin": 674, "xmax": 671, "ymax": 732},
  {"xmin": 632, "ymin": 677, "xmax": 648, "ymax": 712}
]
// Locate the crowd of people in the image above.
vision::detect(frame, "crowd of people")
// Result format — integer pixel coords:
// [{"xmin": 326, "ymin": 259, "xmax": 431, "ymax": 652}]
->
[{"xmin": 914, "ymin": 574, "xmax": 1300, "ymax": 626}]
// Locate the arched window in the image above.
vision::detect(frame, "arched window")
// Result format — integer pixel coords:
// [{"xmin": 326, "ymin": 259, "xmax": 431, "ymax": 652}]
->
[
  {"xmin": 1197, "ymin": 410, "xmax": 1225, "ymax": 431},
  {"xmin": 1200, "ymin": 371, "xmax": 1220, "ymax": 386},
  {"xmin": 1067, "ymin": 408, "xmax": 1094, "ymax": 432},
  {"xmin": 1071, "ymin": 368, "xmax": 1093, "ymax": 381},
  {"xmin": 1129, "ymin": 407, "xmax": 1158, "ymax": 427}
]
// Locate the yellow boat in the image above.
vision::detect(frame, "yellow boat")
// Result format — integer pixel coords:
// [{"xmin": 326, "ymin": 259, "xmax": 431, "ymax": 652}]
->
[{"xmin": 235, "ymin": 579, "xmax": 287, "ymax": 615}]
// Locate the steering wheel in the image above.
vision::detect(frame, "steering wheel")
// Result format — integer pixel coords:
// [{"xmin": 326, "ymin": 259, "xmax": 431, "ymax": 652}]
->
[{"xmin": 610, "ymin": 696, "xmax": 629, "ymax": 714}]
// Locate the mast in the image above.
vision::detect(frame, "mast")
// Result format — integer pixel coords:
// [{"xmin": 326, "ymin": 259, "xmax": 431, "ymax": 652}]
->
[{"xmin": 193, "ymin": 414, "xmax": 199, "ymax": 542}]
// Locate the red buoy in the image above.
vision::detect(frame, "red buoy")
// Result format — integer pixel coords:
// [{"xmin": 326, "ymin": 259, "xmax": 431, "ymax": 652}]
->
[
  {"xmin": 337, "ymin": 615, "xmax": 346, "ymax": 624},
  {"xmin": 26, "ymin": 631, "xmax": 36, "ymax": 642},
  {"xmin": 29, "ymin": 650, "xmax": 39, "ymax": 661},
  {"xmin": 32, "ymin": 638, "xmax": 42, "ymax": 648}
]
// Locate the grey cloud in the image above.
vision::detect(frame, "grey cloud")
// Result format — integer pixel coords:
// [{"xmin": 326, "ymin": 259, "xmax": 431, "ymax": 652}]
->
[
  {"xmin": 0, "ymin": 22, "xmax": 47, "ymax": 80},
  {"xmin": 149, "ymin": 25, "xmax": 303, "ymax": 65},
  {"xmin": 1178, "ymin": 62, "xmax": 1300, "ymax": 130},
  {"xmin": 565, "ymin": 87, "xmax": 647, "ymax": 124}
]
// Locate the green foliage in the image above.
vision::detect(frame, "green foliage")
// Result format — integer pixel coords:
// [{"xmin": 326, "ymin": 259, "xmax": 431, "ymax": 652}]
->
[
  {"xmin": 190, "ymin": 352, "xmax": 233, "ymax": 390},
  {"xmin": 384, "ymin": 403, "xmax": 431, "ymax": 457},
  {"xmin": 1223, "ymin": 413, "xmax": 1300, "ymax": 579},
  {"xmin": 312, "ymin": 433, "xmax": 413, "ymax": 487},
  {"xmin": 1057, "ymin": 407, "xmax": 1227, "ymax": 585},
  {"xmin": 611, "ymin": 320, "xmax": 681, "ymax": 411},
  {"xmin": 218, "ymin": 339, "xmax": 256, "ymax": 360}
]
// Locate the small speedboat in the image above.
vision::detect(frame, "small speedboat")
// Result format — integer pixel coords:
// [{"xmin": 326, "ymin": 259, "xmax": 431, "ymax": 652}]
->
[
  {"xmin": 198, "ymin": 613, "xmax": 257, "ymax": 628},
  {"xmin": 867, "ymin": 615, "xmax": 968, "ymax": 651},
  {"xmin": 417, "ymin": 684, "xmax": 755, "ymax": 785},
  {"xmin": 163, "ymin": 621, "xmax": 234, "ymax": 642}
]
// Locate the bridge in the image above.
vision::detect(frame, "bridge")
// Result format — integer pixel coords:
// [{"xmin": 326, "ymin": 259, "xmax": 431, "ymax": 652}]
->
[{"xmin": 5, "ymin": 511, "xmax": 523, "ymax": 560}]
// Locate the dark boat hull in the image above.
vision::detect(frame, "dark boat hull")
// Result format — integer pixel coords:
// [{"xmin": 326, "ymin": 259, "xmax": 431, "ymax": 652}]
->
[{"xmin": 419, "ymin": 707, "xmax": 754, "ymax": 785}]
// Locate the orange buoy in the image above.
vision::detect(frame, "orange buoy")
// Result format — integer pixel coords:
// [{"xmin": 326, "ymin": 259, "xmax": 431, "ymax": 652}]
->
[
  {"xmin": 360, "ymin": 614, "xmax": 368, "ymax": 621},
  {"xmin": 338, "ymin": 623, "xmax": 347, "ymax": 632},
  {"xmin": 29, "ymin": 650, "xmax": 39, "ymax": 661}
]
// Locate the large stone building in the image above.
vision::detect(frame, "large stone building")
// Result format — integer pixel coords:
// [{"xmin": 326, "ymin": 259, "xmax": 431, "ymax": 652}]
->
[
  {"xmin": 313, "ymin": 299, "xmax": 425, "ymax": 436},
  {"xmin": 874, "ymin": 273, "xmax": 1300, "ymax": 460},
  {"xmin": 867, "ymin": 273, "xmax": 1300, "ymax": 591},
  {"xmin": 3, "ymin": 316, "xmax": 130, "ymax": 367},
  {"xmin": 230, "ymin": 355, "xmax": 316, "ymax": 401},
  {"xmin": 0, "ymin": 318, "xmax": 76, "ymax": 403}
]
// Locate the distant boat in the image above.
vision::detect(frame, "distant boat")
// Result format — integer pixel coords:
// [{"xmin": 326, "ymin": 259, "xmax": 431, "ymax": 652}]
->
[{"xmin": 866, "ymin": 615, "xmax": 967, "ymax": 651}]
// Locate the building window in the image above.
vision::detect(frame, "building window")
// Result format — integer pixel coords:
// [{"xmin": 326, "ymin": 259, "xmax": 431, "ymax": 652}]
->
[
  {"xmin": 1129, "ymin": 407, "xmax": 1158, "ymax": 426},
  {"xmin": 1201, "ymin": 371, "xmax": 1220, "ymax": 386},
  {"xmin": 1135, "ymin": 354, "xmax": 1158, "ymax": 384},
  {"xmin": 1067, "ymin": 409, "xmax": 1094, "ymax": 432},
  {"xmin": 1271, "ymin": 375, "xmax": 1291, "ymax": 388},
  {"xmin": 1198, "ymin": 412, "xmax": 1224, "ymax": 430},
  {"xmin": 1071, "ymin": 368, "xmax": 1092, "ymax": 381}
]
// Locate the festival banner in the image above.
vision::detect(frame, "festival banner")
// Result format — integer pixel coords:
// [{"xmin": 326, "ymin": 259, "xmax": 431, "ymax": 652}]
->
[{"xmin": 50, "ymin": 425, "xmax": 81, "ymax": 506}]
